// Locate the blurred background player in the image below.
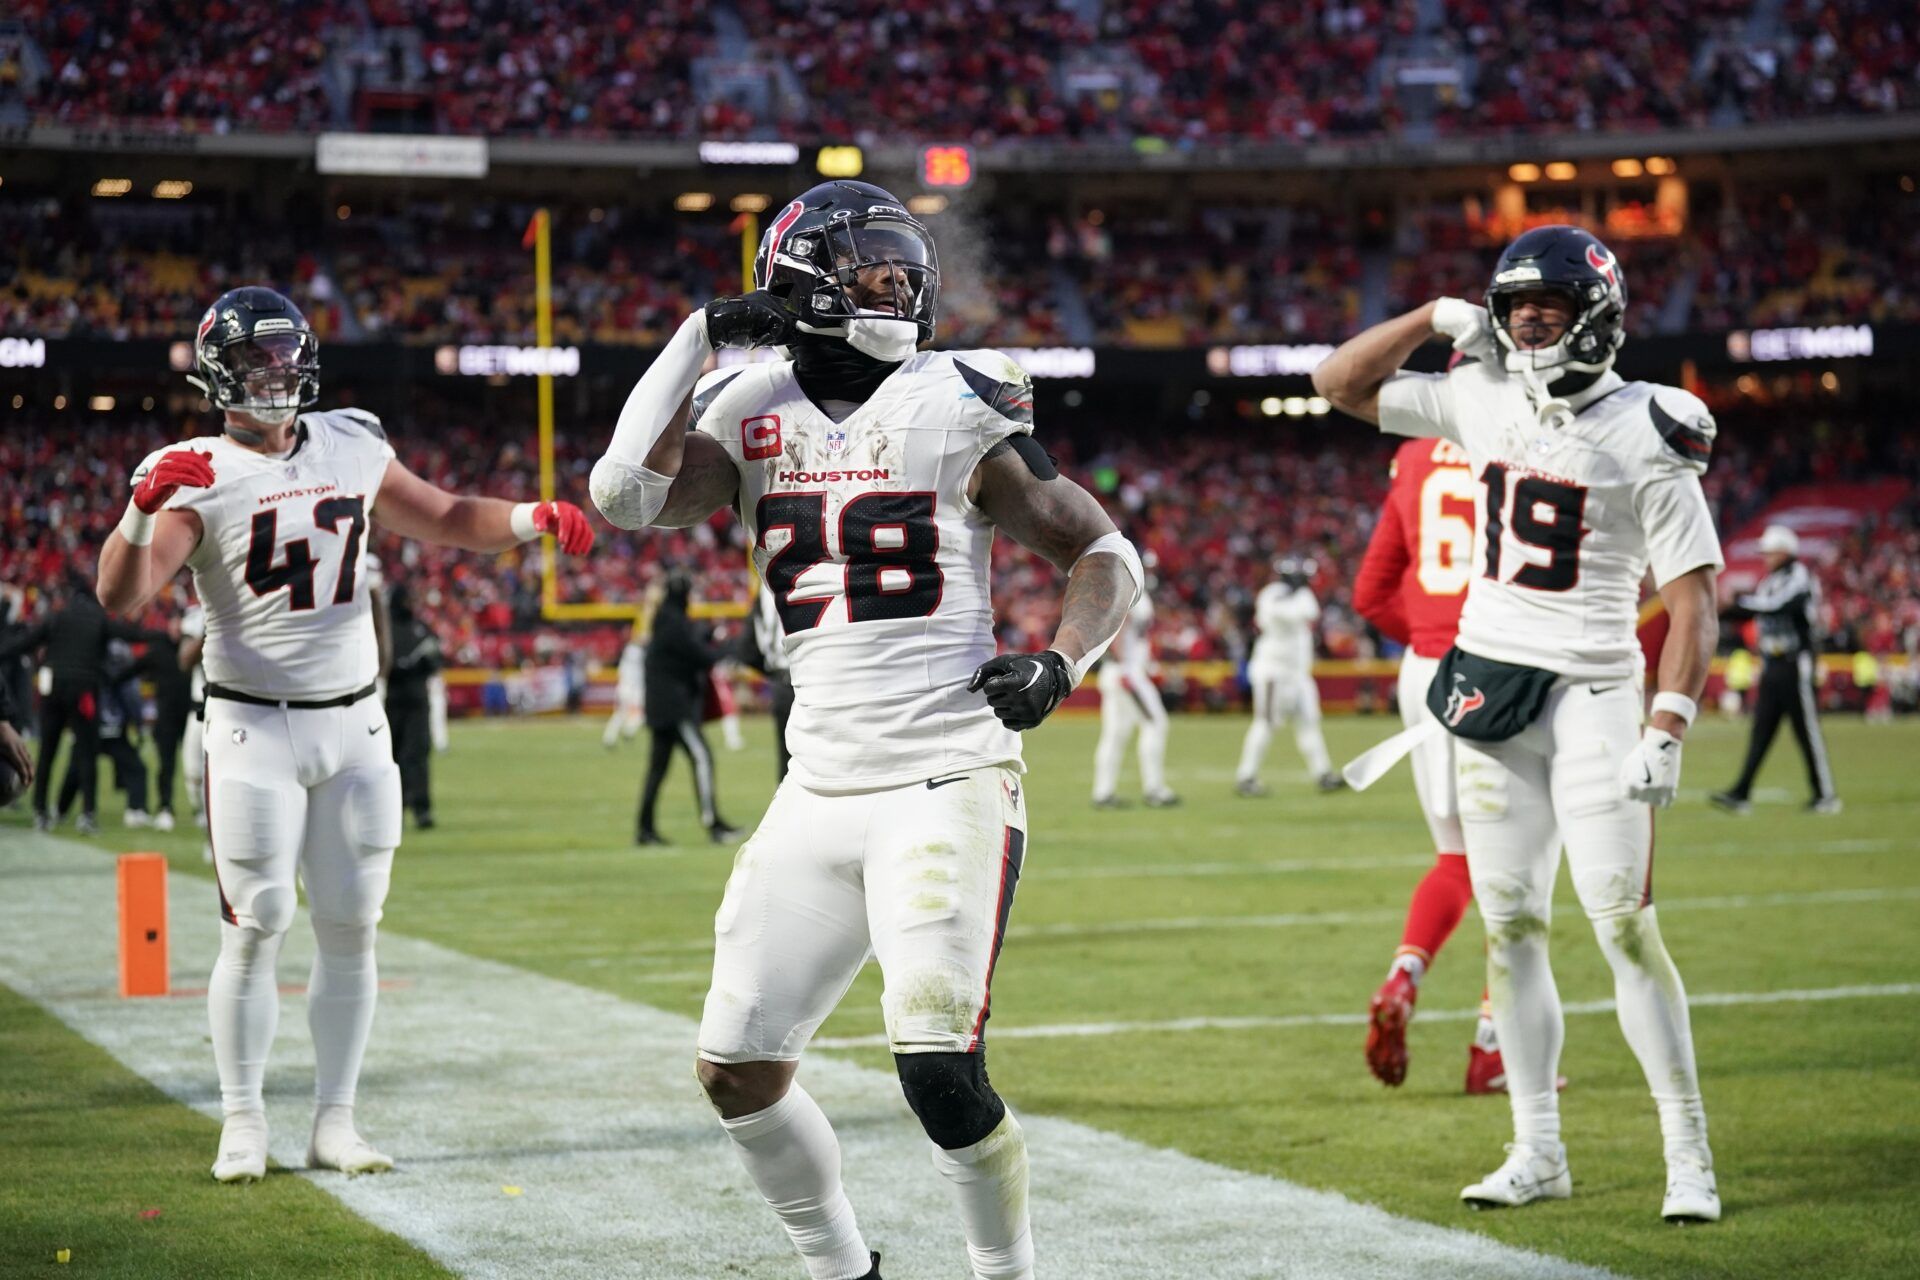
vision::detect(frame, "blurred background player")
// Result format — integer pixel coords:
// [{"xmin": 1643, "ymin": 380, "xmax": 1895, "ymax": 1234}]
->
[
  {"xmin": 1237, "ymin": 556, "xmax": 1342, "ymax": 795},
  {"xmin": 1351, "ymin": 434, "xmax": 1508, "ymax": 1092},
  {"xmin": 95, "ymin": 638, "xmax": 153, "ymax": 828},
  {"xmin": 138, "ymin": 589, "xmax": 198, "ymax": 832},
  {"xmin": 603, "ymin": 618, "xmax": 646, "ymax": 749},
  {"xmin": 1712, "ymin": 524, "xmax": 1840, "ymax": 814},
  {"xmin": 384, "ymin": 584, "xmax": 443, "ymax": 830},
  {"xmin": 636, "ymin": 571, "xmax": 738, "ymax": 846},
  {"xmin": 738, "ymin": 583, "xmax": 793, "ymax": 780},
  {"xmin": 1092, "ymin": 589, "xmax": 1178, "ymax": 808},
  {"xmin": 94, "ymin": 284, "xmax": 594, "ymax": 1183}
]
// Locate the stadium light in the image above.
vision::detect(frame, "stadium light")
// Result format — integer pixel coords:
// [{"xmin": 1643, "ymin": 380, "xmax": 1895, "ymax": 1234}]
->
[
  {"xmin": 1645, "ymin": 156, "xmax": 1677, "ymax": 175},
  {"xmin": 729, "ymin": 193, "xmax": 771, "ymax": 213},
  {"xmin": 1307, "ymin": 396, "xmax": 1331, "ymax": 416},
  {"xmin": 1508, "ymin": 163, "xmax": 1541, "ymax": 183},
  {"xmin": 817, "ymin": 146, "xmax": 864, "ymax": 178},
  {"xmin": 907, "ymin": 194, "xmax": 948, "ymax": 216},
  {"xmin": 10, "ymin": 395, "xmax": 22, "ymax": 409},
  {"xmin": 53, "ymin": 395, "xmax": 67, "ymax": 409},
  {"xmin": 336, "ymin": 205, "xmax": 351, "ymax": 220},
  {"xmin": 921, "ymin": 144, "xmax": 975, "ymax": 188},
  {"xmin": 90, "ymin": 395, "xmax": 116, "ymax": 412},
  {"xmin": 92, "ymin": 178, "xmax": 132, "ymax": 197},
  {"xmin": 1611, "ymin": 158, "xmax": 1644, "ymax": 178},
  {"xmin": 1260, "ymin": 397, "xmax": 1282, "ymax": 416},
  {"xmin": 153, "ymin": 180, "xmax": 193, "ymax": 199},
  {"xmin": 1544, "ymin": 161, "xmax": 1577, "ymax": 181},
  {"xmin": 675, "ymin": 192, "xmax": 715, "ymax": 212},
  {"xmin": 1283, "ymin": 396, "xmax": 1308, "ymax": 416}
]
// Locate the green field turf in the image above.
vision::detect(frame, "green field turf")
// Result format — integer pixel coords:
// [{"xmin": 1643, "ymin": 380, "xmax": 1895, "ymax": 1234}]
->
[{"xmin": 4, "ymin": 710, "xmax": 1918, "ymax": 1279}]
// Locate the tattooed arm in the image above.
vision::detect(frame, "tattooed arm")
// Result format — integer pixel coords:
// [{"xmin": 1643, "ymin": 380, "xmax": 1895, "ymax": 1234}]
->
[
  {"xmin": 970, "ymin": 442, "xmax": 1137, "ymax": 668},
  {"xmin": 648, "ymin": 408, "xmax": 742, "ymax": 529}
]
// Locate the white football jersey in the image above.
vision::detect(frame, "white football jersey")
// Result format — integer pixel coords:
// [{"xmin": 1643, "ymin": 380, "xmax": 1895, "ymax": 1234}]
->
[
  {"xmin": 1379, "ymin": 364, "xmax": 1723, "ymax": 679},
  {"xmin": 1249, "ymin": 582, "xmax": 1319, "ymax": 674},
  {"xmin": 692, "ymin": 349, "xmax": 1034, "ymax": 790},
  {"xmin": 1104, "ymin": 594, "xmax": 1154, "ymax": 681},
  {"xmin": 134, "ymin": 409, "xmax": 396, "ymax": 700},
  {"xmin": 180, "ymin": 602, "xmax": 208, "ymax": 703}
]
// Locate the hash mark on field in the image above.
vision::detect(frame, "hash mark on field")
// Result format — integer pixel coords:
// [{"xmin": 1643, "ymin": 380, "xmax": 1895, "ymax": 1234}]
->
[{"xmin": 811, "ymin": 983, "xmax": 1920, "ymax": 1049}]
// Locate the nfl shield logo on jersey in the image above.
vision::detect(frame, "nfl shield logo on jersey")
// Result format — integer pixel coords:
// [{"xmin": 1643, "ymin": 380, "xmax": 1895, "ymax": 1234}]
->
[{"xmin": 825, "ymin": 424, "xmax": 849, "ymax": 456}]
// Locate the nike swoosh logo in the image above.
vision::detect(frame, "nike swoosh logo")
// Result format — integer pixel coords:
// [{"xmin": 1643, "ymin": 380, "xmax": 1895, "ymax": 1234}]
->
[
  {"xmin": 368, "ymin": 723, "xmax": 385, "ymax": 736},
  {"xmin": 926, "ymin": 775, "xmax": 969, "ymax": 790},
  {"xmin": 1590, "ymin": 685, "xmax": 1620, "ymax": 695}
]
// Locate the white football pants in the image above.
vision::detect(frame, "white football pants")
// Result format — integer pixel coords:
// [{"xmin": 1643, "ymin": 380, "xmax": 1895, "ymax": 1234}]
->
[
  {"xmin": 1457, "ymin": 678, "xmax": 1710, "ymax": 1161},
  {"xmin": 1237, "ymin": 668, "xmax": 1332, "ymax": 780},
  {"xmin": 203, "ymin": 693, "xmax": 402, "ymax": 1116},
  {"xmin": 1093, "ymin": 666, "xmax": 1169, "ymax": 801}
]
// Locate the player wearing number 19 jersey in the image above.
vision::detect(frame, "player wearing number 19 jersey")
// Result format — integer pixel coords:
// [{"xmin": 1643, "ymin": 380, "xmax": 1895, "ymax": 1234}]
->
[
  {"xmin": 95, "ymin": 286, "xmax": 595, "ymax": 1186},
  {"xmin": 591, "ymin": 181, "xmax": 1142, "ymax": 1280},
  {"xmin": 1316, "ymin": 226, "xmax": 1723, "ymax": 1223}
]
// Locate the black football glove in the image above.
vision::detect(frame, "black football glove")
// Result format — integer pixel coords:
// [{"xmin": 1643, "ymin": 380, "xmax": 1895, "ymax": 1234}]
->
[
  {"xmin": 967, "ymin": 650, "xmax": 1077, "ymax": 732},
  {"xmin": 704, "ymin": 289, "xmax": 798, "ymax": 350}
]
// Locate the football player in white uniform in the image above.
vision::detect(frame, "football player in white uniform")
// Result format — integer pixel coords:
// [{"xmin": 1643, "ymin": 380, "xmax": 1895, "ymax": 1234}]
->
[
  {"xmin": 592, "ymin": 181, "xmax": 1143, "ymax": 1280},
  {"xmin": 1315, "ymin": 226, "xmax": 1723, "ymax": 1222},
  {"xmin": 1092, "ymin": 590, "xmax": 1179, "ymax": 808},
  {"xmin": 603, "ymin": 618, "xmax": 647, "ymax": 748},
  {"xmin": 96, "ymin": 287, "xmax": 596, "ymax": 1183},
  {"xmin": 1236, "ymin": 556, "xmax": 1342, "ymax": 794}
]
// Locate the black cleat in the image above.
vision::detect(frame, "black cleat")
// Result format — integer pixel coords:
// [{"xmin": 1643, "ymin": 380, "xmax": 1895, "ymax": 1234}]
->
[
  {"xmin": 1144, "ymin": 790, "xmax": 1183, "ymax": 809},
  {"xmin": 1317, "ymin": 772, "xmax": 1348, "ymax": 793},
  {"xmin": 1707, "ymin": 791, "xmax": 1751, "ymax": 816},
  {"xmin": 857, "ymin": 1253, "xmax": 883, "ymax": 1279},
  {"xmin": 1091, "ymin": 796, "xmax": 1130, "ymax": 810},
  {"xmin": 1235, "ymin": 778, "xmax": 1269, "ymax": 798},
  {"xmin": 414, "ymin": 812, "xmax": 436, "ymax": 830},
  {"xmin": 709, "ymin": 821, "xmax": 743, "ymax": 844},
  {"xmin": 636, "ymin": 829, "xmax": 669, "ymax": 846}
]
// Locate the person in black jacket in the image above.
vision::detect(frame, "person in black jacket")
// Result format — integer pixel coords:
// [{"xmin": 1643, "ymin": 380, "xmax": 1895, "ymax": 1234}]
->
[
  {"xmin": 738, "ymin": 584, "xmax": 794, "ymax": 781},
  {"xmin": 1712, "ymin": 524, "xmax": 1840, "ymax": 814},
  {"xmin": 0, "ymin": 574, "xmax": 167, "ymax": 834},
  {"xmin": 0, "ymin": 662, "xmax": 31, "ymax": 807},
  {"xmin": 637, "ymin": 572, "xmax": 740, "ymax": 845},
  {"xmin": 139, "ymin": 611, "xmax": 197, "ymax": 831},
  {"xmin": 384, "ymin": 585, "xmax": 443, "ymax": 830}
]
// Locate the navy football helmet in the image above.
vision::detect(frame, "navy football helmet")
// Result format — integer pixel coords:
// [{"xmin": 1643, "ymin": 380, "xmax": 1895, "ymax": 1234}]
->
[
  {"xmin": 188, "ymin": 286, "xmax": 321, "ymax": 421},
  {"xmin": 1485, "ymin": 225, "xmax": 1626, "ymax": 379},
  {"xmin": 753, "ymin": 180, "xmax": 938, "ymax": 359}
]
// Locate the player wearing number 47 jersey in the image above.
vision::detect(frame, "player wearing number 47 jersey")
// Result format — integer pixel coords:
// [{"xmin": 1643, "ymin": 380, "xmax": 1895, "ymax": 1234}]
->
[
  {"xmin": 592, "ymin": 180, "xmax": 1143, "ymax": 1280},
  {"xmin": 1317, "ymin": 226, "xmax": 1724, "ymax": 1223},
  {"xmin": 96, "ymin": 286, "xmax": 595, "ymax": 1185}
]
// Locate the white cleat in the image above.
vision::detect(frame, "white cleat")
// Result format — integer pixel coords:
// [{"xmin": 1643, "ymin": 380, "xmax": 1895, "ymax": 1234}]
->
[
  {"xmin": 154, "ymin": 810, "xmax": 176, "ymax": 832},
  {"xmin": 1662, "ymin": 1155, "xmax": 1721, "ymax": 1223},
  {"xmin": 308, "ymin": 1105, "xmax": 394, "ymax": 1175},
  {"xmin": 1461, "ymin": 1143, "xmax": 1572, "ymax": 1209},
  {"xmin": 124, "ymin": 809, "xmax": 153, "ymax": 830},
  {"xmin": 211, "ymin": 1110, "xmax": 269, "ymax": 1183}
]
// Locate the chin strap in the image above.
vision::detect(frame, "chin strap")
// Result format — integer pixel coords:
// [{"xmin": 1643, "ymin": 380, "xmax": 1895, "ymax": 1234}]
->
[{"xmin": 1517, "ymin": 366, "xmax": 1575, "ymax": 432}]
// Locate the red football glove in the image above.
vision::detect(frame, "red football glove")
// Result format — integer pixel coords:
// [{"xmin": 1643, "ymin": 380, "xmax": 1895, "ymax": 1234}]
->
[
  {"xmin": 532, "ymin": 500, "xmax": 595, "ymax": 555},
  {"xmin": 132, "ymin": 450, "xmax": 216, "ymax": 514}
]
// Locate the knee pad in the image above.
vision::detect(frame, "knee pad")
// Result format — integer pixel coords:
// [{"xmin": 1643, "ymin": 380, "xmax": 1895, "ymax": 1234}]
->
[
  {"xmin": 344, "ymin": 763, "xmax": 404, "ymax": 855},
  {"xmin": 1472, "ymin": 870, "xmax": 1549, "ymax": 938},
  {"xmin": 1573, "ymin": 865, "xmax": 1645, "ymax": 921},
  {"xmin": 894, "ymin": 1051, "xmax": 1006, "ymax": 1151},
  {"xmin": 212, "ymin": 776, "xmax": 301, "ymax": 933},
  {"xmin": 309, "ymin": 915, "xmax": 377, "ymax": 958},
  {"xmin": 882, "ymin": 960, "xmax": 981, "ymax": 1052},
  {"xmin": 218, "ymin": 921, "xmax": 286, "ymax": 968}
]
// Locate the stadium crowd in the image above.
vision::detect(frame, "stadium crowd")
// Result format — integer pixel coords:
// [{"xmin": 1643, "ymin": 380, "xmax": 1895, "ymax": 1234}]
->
[
  {"xmin": 4, "ymin": 405, "xmax": 1914, "ymax": 700},
  {"xmin": 7, "ymin": 189, "xmax": 1917, "ymax": 349},
  {"xmin": 10, "ymin": 0, "xmax": 1918, "ymax": 142}
]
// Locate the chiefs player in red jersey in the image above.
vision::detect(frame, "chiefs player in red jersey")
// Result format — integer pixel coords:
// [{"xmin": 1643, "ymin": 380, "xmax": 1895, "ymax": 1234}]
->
[{"xmin": 1351, "ymin": 434, "xmax": 1513, "ymax": 1093}]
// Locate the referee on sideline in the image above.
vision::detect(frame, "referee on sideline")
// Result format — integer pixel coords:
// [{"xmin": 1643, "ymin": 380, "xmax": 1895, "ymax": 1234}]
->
[{"xmin": 1712, "ymin": 525, "xmax": 1841, "ymax": 814}]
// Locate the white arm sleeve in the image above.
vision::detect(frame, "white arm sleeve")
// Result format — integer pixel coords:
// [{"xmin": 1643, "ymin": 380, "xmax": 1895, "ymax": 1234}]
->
[
  {"xmin": 1377, "ymin": 371, "xmax": 1461, "ymax": 442},
  {"xmin": 589, "ymin": 311, "xmax": 714, "ymax": 529},
  {"xmin": 1052, "ymin": 531, "xmax": 1146, "ymax": 682}
]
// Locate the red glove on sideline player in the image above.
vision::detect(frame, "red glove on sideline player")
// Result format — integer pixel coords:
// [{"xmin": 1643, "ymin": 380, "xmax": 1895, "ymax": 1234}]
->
[
  {"xmin": 132, "ymin": 450, "xmax": 216, "ymax": 514},
  {"xmin": 531, "ymin": 500, "xmax": 595, "ymax": 554}
]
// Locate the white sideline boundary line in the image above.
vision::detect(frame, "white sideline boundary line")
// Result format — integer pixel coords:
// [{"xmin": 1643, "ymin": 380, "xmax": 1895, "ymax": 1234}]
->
[
  {"xmin": 812, "ymin": 983, "xmax": 1920, "ymax": 1050},
  {"xmin": 0, "ymin": 834, "xmax": 1618, "ymax": 1280}
]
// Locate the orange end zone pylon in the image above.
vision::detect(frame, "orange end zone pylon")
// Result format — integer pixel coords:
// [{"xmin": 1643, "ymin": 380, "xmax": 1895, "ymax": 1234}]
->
[{"xmin": 117, "ymin": 853, "xmax": 169, "ymax": 997}]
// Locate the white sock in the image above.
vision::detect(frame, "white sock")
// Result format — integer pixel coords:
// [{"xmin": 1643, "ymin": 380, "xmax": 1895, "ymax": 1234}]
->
[
  {"xmin": 717, "ymin": 1086, "xmax": 871, "ymax": 1280},
  {"xmin": 309, "ymin": 917, "xmax": 379, "ymax": 1107},
  {"xmin": 1484, "ymin": 915, "xmax": 1563, "ymax": 1152},
  {"xmin": 1591, "ymin": 907, "xmax": 1711, "ymax": 1162},
  {"xmin": 928, "ymin": 1111, "xmax": 1034, "ymax": 1280},
  {"xmin": 1236, "ymin": 720, "xmax": 1272, "ymax": 781},
  {"xmin": 209, "ymin": 922, "xmax": 285, "ymax": 1115},
  {"xmin": 1389, "ymin": 953, "xmax": 1426, "ymax": 984}
]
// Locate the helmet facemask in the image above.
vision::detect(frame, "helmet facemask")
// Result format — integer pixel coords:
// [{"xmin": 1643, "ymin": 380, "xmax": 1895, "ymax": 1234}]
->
[
  {"xmin": 1487, "ymin": 274, "xmax": 1624, "ymax": 386},
  {"xmin": 190, "ymin": 329, "xmax": 321, "ymax": 436},
  {"xmin": 766, "ymin": 210, "xmax": 939, "ymax": 362}
]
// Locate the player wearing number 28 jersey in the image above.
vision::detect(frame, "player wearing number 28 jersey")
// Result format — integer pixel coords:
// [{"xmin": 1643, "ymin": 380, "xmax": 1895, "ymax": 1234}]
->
[
  {"xmin": 95, "ymin": 286, "xmax": 595, "ymax": 1187},
  {"xmin": 592, "ymin": 181, "xmax": 1142, "ymax": 1280},
  {"xmin": 1316, "ymin": 226, "xmax": 1723, "ymax": 1224}
]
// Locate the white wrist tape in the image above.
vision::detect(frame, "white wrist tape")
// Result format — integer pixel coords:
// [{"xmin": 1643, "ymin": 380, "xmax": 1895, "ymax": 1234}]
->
[
  {"xmin": 1060, "ymin": 531, "xmax": 1147, "ymax": 678},
  {"xmin": 1650, "ymin": 692, "xmax": 1698, "ymax": 726},
  {"xmin": 509, "ymin": 502, "xmax": 540, "ymax": 543},
  {"xmin": 119, "ymin": 501, "xmax": 156, "ymax": 547}
]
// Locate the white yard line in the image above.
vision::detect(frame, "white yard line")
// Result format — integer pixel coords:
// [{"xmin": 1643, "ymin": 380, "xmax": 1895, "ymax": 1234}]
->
[
  {"xmin": 813, "ymin": 983, "xmax": 1920, "ymax": 1050},
  {"xmin": 0, "ymin": 833, "xmax": 1616, "ymax": 1280}
]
